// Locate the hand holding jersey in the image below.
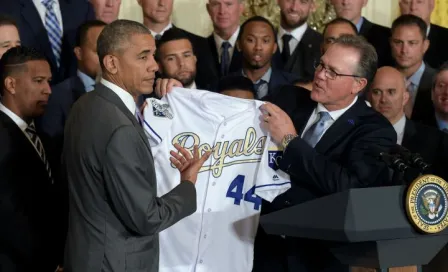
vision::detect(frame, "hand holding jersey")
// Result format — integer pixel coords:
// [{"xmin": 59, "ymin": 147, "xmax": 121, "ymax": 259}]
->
[
  {"xmin": 170, "ymin": 143, "xmax": 211, "ymax": 184},
  {"xmin": 142, "ymin": 88, "xmax": 291, "ymax": 272}
]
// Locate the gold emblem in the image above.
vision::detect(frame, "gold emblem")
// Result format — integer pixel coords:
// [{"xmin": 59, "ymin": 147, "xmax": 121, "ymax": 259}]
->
[{"xmin": 406, "ymin": 175, "xmax": 448, "ymax": 233}]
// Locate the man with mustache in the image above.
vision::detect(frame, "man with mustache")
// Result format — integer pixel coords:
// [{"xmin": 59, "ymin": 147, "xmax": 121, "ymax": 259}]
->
[
  {"xmin": 274, "ymin": 0, "xmax": 322, "ymax": 84},
  {"xmin": 390, "ymin": 14, "xmax": 436, "ymax": 123},
  {"xmin": 331, "ymin": 0, "xmax": 392, "ymax": 67},
  {"xmin": 235, "ymin": 16, "xmax": 298, "ymax": 100}
]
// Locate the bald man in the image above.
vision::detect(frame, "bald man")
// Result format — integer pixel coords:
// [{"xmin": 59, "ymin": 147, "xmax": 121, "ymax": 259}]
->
[{"xmin": 368, "ymin": 66, "xmax": 448, "ymax": 182}]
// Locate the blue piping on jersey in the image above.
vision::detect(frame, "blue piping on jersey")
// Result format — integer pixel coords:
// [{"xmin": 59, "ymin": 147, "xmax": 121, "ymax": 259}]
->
[
  {"xmin": 255, "ymin": 181, "xmax": 291, "ymax": 189},
  {"xmin": 143, "ymin": 118, "xmax": 163, "ymax": 142}
]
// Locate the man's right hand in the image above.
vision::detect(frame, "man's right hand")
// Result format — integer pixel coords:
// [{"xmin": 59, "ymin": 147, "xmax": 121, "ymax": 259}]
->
[
  {"xmin": 155, "ymin": 78, "xmax": 183, "ymax": 98},
  {"xmin": 170, "ymin": 144, "xmax": 211, "ymax": 184}
]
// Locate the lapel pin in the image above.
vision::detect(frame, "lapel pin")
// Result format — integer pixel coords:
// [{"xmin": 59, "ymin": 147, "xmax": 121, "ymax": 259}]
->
[{"xmin": 348, "ymin": 119, "xmax": 355, "ymax": 125}]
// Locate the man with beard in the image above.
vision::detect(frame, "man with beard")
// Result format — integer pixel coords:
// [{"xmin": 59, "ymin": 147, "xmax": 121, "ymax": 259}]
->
[
  {"xmin": 156, "ymin": 28, "xmax": 206, "ymax": 90},
  {"xmin": 390, "ymin": 14, "xmax": 436, "ymax": 123},
  {"xmin": 234, "ymin": 16, "xmax": 298, "ymax": 100},
  {"xmin": 273, "ymin": 0, "xmax": 322, "ymax": 84}
]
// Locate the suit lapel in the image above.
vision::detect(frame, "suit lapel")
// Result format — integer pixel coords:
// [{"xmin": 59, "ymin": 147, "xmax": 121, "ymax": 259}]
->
[
  {"xmin": 314, "ymin": 99, "xmax": 365, "ymax": 153},
  {"xmin": 207, "ymin": 35, "xmax": 221, "ymax": 76},
  {"xmin": 94, "ymin": 84, "xmax": 152, "ymax": 153},
  {"xmin": 402, "ymin": 118, "xmax": 415, "ymax": 147},
  {"xmin": 359, "ymin": 18, "xmax": 373, "ymax": 36},
  {"xmin": 229, "ymin": 47, "xmax": 242, "ymax": 73},
  {"xmin": 285, "ymin": 27, "xmax": 315, "ymax": 75},
  {"xmin": 268, "ymin": 68, "xmax": 283, "ymax": 97}
]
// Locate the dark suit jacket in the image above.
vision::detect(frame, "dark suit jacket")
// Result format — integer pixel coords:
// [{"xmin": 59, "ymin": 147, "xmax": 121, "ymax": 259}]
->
[
  {"xmin": 0, "ymin": 0, "xmax": 95, "ymax": 84},
  {"xmin": 0, "ymin": 111, "xmax": 56, "ymax": 272},
  {"xmin": 411, "ymin": 65, "xmax": 437, "ymax": 123},
  {"xmin": 402, "ymin": 118, "xmax": 448, "ymax": 181},
  {"xmin": 359, "ymin": 18, "xmax": 392, "ymax": 67},
  {"xmin": 273, "ymin": 27, "xmax": 323, "ymax": 83},
  {"xmin": 63, "ymin": 83, "xmax": 197, "ymax": 272},
  {"xmin": 253, "ymin": 86, "xmax": 396, "ymax": 272},
  {"xmin": 425, "ymin": 24, "xmax": 448, "ymax": 68}
]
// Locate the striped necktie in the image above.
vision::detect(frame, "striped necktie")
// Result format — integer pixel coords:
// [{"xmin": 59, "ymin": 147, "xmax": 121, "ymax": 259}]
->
[
  {"xmin": 26, "ymin": 123, "xmax": 53, "ymax": 183},
  {"xmin": 42, "ymin": 0, "xmax": 62, "ymax": 68}
]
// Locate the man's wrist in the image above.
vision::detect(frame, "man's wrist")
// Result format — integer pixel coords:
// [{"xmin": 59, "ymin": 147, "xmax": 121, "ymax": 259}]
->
[{"xmin": 281, "ymin": 134, "xmax": 298, "ymax": 150}]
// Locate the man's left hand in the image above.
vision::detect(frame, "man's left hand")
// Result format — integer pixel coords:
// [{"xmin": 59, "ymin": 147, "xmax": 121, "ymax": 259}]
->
[{"xmin": 260, "ymin": 102, "xmax": 297, "ymax": 144}]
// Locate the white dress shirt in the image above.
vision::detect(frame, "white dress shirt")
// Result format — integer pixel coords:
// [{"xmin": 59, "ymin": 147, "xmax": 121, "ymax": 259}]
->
[
  {"xmin": 393, "ymin": 114, "xmax": 407, "ymax": 145},
  {"xmin": 100, "ymin": 78, "xmax": 136, "ymax": 115},
  {"xmin": 0, "ymin": 102, "xmax": 42, "ymax": 156},
  {"xmin": 32, "ymin": 0, "xmax": 64, "ymax": 33},
  {"xmin": 214, "ymin": 27, "xmax": 240, "ymax": 63},
  {"xmin": 148, "ymin": 22, "xmax": 173, "ymax": 38},
  {"xmin": 188, "ymin": 81, "xmax": 197, "ymax": 90},
  {"xmin": 277, "ymin": 23, "xmax": 308, "ymax": 54},
  {"xmin": 301, "ymin": 96, "xmax": 359, "ymax": 143}
]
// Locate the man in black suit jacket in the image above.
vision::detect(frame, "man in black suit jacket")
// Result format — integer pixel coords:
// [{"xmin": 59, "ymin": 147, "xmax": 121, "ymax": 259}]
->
[
  {"xmin": 273, "ymin": 0, "xmax": 322, "ymax": 84},
  {"xmin": 0, "ymin": 47, "xmax": 60, "ymax": 271},
  {"xmin": 331, "ymin": 0, "xmax": 392, "ymax": 67},
  {"xmin": 368, "ymin": 66, "xmax": 448, "ymax": 183},
  {"xmin": 399, "ymin": 0, "xmax": 448, "ymax": 68},
  {"xmin": 254, "ymin": 35, "xmax": 396, "ymax": 272},
  {"xmin": 390, "ymin": 15, "xmax": 436, "ymax": 123},
  {"xmin": 0, "ymin": 0, "xmax": 95, "ymax": 85},
  {"xmin": 233, "ymin": 16, "xmax": 298, "ymax": 100}
]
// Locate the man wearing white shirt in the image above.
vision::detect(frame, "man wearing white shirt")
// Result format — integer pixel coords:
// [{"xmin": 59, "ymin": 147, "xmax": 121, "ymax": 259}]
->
[
  {"xmin": 205, "ymin": 0, "xmax": 245, "ymax": 78},
  {"xmin": 274, "ymin": 0, "xmax": 322, "ymax": 84}
]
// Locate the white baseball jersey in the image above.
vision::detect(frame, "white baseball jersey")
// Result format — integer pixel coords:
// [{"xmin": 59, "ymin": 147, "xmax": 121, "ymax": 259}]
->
[{"xmin": 142, "ymin": 88, "xmax": 290, "ymax": 272}]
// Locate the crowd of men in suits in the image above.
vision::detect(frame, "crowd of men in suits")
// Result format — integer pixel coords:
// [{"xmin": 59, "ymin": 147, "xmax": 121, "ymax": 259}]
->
[{"xmin": 1, "ymin": 0, "xmax": 448, "ymax": 271}]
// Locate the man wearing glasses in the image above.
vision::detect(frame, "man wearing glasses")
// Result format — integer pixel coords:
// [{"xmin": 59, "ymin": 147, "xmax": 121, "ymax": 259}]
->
[{"xmin": 253, "ymin": 34, "xmax": 397, "ymax": 272}]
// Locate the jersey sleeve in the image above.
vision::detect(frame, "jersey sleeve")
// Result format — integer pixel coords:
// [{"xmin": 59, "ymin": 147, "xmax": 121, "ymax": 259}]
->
[
  {"xmin": 142, "ymin": 97, "xmax": 174, "ymax": 146},
  {"xmin": 254, "ymin": 135, "xmax": 291, "ymax": 202}
]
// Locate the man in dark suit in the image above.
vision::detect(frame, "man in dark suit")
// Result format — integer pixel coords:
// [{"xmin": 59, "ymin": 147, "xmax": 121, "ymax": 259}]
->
[
  {"xmin": 273, "ymin": 0, "xmax": 322, "ymax": 84},
  {"xmin": 390, "ymin": 15, "xmax": 436, "ymax": 123},
  {"xmin": 0, "ymin": 0, "xmax": 95, "ymax": 85},
  {"xmin": 89, "ymin": 0, "xmax": 121, "ymax": 24},
  {"xmin": 0, "ymin": 47, "xmax": 59, "ymax": 271},
  {"xmin": 399, "ymin": 0, "xmax": 448, "ymax": 68},
  {"xmin": 331, "ymin": 0, "xmax": 392, "ymax": 67},
  {"xmin": 254, "ymin": 35, "xmax": 396, "ymax": 272},
  {"xmin": 321, "ymin": 18, "xmax": 358, "ymax": 54},
  {"xmin": 233, "ymin": 16, "xmax": 298, "ymax": 100},
  {"xmin": 368, "ymin": 66, "xmax": 448, "ymax": 182},
  {"xmin": 63, "ymin": 20, "xmax": 210, "ymax": 272},
  {"xmin": 204, "ymin": 0, "xmax": 245, "ymax": 80}
]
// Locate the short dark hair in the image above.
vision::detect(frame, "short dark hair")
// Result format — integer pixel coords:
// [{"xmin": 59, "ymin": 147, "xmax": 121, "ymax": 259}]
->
[
  {"xmin": 238, "ymin": 16, "xmax": 277, "ymax": 43},
  {"xmin": 0, "ymin": 46, "xmax": 47, "ymax": 96},
  {"xmin": 0, "ymin": 14, "xmax": 18, "ymax": 28},
  {"xmin": 217, "ymin": 75, "xmax": 256, "ymax": 95},
  {"xmin": 391, "ymin": 14, "xmax": 427, "ymax": 40},
  {"xmin": 97, "ymin": 19, "xmax": 151, "ymax": 70},
  {"xmin": 333, "ymin": 34, "xmax": 378, "ymax": 87},
  {"xmin": 432, "ymin": 61, "xmax": 448, "ymax": 90},
  {"xmin": 156, "ymin": 28, "xmax": 194, "ymax": 61},
  {"xmin": 75, "ymin": 20, "xmax": 107, "ymax": 47},
  {"xmin": 323, "ymin": 18, "xmax": 358, "ymax": 37}
]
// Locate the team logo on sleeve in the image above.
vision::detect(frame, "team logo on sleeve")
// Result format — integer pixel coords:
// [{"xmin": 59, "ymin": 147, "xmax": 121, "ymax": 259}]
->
[
  {"xmin": 151, "ymin": 99, "xmax": 173, "ymax": 119},
  {"xmin": 268, "ymin": 146, "xmax": 283, "ymax": 171}
]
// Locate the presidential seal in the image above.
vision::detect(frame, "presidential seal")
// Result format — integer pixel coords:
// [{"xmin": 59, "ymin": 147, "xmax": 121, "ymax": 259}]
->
[{"xmin": 406, "ymin": 175, "xmax": 448, "ymax": 234}]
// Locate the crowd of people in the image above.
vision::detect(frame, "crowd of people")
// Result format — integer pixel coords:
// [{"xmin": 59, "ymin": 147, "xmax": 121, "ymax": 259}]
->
[{"xmin": 1, "ymin": 0, "xmax": 448, "ymax": 272}]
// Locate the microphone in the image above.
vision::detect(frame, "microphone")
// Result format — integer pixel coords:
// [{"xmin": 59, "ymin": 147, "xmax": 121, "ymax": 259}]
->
[
  {"xmin": 369, "ymin": 146, "xmax": 410, "ymax": 172},
  {"xmin": 391, "ymin": 145, "xmax": 431, "ymax": 173}
]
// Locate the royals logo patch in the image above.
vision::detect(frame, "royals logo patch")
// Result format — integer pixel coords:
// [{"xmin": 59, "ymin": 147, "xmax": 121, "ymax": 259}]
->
[
  {"xmin": 406, "ymin": 175, "xmax": 448, "ymax": 234},
  {"xmin": 268, "ymin": 145, "xmax": 283, "ymax": 171},
  {"xmin": 151, "ymin": 99, "xmax": 173, "ymax": 119}
]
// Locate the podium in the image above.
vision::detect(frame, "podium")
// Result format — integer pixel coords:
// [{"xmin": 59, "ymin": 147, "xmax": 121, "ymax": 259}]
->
[{"xmin": 259, "ymin": 185, "xmax": 448, "ymax": 271}]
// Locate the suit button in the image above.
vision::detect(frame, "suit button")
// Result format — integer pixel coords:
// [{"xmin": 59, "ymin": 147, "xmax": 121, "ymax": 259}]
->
[{"xmin": 284, "ymin": 200, "xmax": 291, "ymax": 206}]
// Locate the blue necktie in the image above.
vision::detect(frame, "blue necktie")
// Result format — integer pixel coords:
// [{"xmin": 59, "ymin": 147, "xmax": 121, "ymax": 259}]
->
[
  {"xmin": 42, "ymin": 0, "xmax": 62, "ymax": 67},
  {"xmin": 302, "ymin": 112, "xmax": 332, "ymax": 148},
  {"xmin": 221, "ymin": 41, "xmax": 231, "ymax": 76},
  {"xmin": 254, "ymin": 79, "xmax": 267, "ymax": 99},
  {"xmin": 26, "ymin": 123, "xmax": 53, "ymax": 183}
]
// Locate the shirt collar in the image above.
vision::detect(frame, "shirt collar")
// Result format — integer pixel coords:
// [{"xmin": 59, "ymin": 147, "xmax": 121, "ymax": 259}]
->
[
  {"xmin": 213, "ymin": 27, "xmax": 240, "ymax": 50},
  {"xmin": 408, "ymin": 62, "xmax": 426, "ymax": 87},
  {"xmin": 77, "ymin": 70, "xmax": 96, "ymax": 92},
  {"xmin": 148, "ymin": 22, "xmax": 173, "ymax": 37},
  {"xmin": 427, "ymin": 24, "xmax": 431, "ymax": 37},
  {"xmin": 435, "ymin": 113, "xmax": 448, "ymax": 131},
  {"xmin": 242, "ymin": 67, "xmax": 272, "ymax": 84},
  {"xmin": 278, "ymin": 23, "xmax": 308, "ymax": 42},
  {"xmin": 100, "ymin": 78, "xmax": 136, "ymax": 115},
  {"xmin": 0, "ymin": 102, "xmax": 28, "ymax": 131},
  {"xmin": 188, "ymin": 82, "xmax": 197, "ymax": 89},
  {"xmin": 355, "ymin": 17, "xmax": 364, "ymax": 32},
  {"xmin": 316, "ymin": 96, "xmax": 358, "ymax": 121},
  {"xmin": 392, "ymin": 114, "xmax": 406, "ymax": 135}
]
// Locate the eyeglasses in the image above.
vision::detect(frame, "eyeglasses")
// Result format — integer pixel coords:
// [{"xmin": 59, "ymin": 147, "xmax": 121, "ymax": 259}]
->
[{"xmin": 314, "ymin": 61, "xmax": 361, "ymax": 80}]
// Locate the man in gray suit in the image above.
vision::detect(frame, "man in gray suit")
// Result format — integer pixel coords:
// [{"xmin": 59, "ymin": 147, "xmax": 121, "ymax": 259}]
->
[{"xmin": 63, "ymin": 19, "xmax": 210, "ymax": 272}]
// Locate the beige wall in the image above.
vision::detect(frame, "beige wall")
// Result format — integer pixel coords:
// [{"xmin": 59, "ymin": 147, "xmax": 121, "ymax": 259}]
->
[{"xmin": 118, "ymin": 0, "xmax": 398, "ymax": 37}]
